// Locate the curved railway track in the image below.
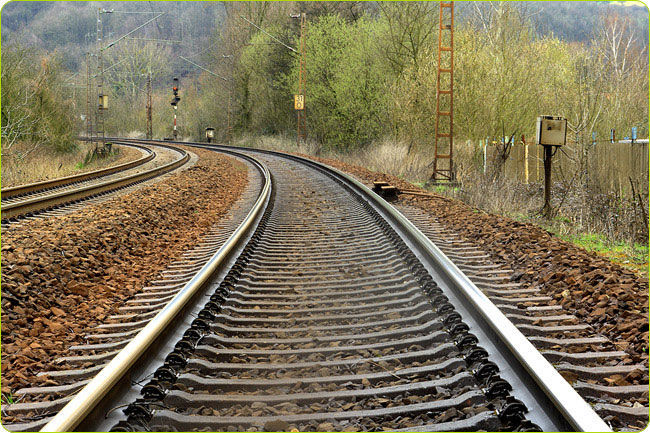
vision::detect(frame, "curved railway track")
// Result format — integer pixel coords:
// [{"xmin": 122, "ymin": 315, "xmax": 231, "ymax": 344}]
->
[
  {"xmin": 2, "ymin": 140, "xmax": 616, "ymax": 432},
  {"xmin": 1, "ymin": 142, "xmax": 189, "ymax": 225}
]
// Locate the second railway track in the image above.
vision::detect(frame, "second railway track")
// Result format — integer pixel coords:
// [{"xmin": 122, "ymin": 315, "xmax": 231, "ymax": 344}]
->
[
  {"xmin": 3, "ymin": 141, "xmax": 618, "ymax": 432},
  {"xmin": 1, "ymin": 141, "xmax": 189, "ymax": 224}
]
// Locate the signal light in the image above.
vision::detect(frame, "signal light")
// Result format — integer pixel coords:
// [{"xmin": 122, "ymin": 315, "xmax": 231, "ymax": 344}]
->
[{"xmin": 171, "ymin": 78, "xmax": 180, "ymax": 106}]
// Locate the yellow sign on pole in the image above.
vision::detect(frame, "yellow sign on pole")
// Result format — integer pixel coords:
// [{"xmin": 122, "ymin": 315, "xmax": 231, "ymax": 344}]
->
[
  {"xmin": 294, "ymin": 94, "xmax": 305, "ymax": 110},
  {"xmin": 99, "ymin": 94, "xmax": 108, "ymax": 109}
]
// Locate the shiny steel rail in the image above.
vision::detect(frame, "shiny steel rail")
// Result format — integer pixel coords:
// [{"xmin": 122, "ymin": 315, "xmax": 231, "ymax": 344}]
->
[
  {"xmin": 41, "ymin": 139, "xmax": 609, "ymax": 432},
  {"xmin": 41, "ymin": 147, "xmax": 271, "ymax": 432},
  {"xmin": 1, "ymin": 143, "xmax": 187, "ymax": 221},
  {"xmin": 1, "ymin": 142, "xmax": 154, "ymax": 200}
]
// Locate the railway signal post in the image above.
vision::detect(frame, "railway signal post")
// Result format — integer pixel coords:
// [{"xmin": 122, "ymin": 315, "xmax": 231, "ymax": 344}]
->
[
  {"xmin": 171, "ymin": 77, "xmax": 181, "ymax": 139},
  {"xmin": 536, "ymin": 115, "xmax": 567, "ymax": 217}
]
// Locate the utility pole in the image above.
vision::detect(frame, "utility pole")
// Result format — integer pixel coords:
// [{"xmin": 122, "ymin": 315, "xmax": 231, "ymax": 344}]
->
[
  {"xmin": 431, "ymin": 2, "xmax": 455, "ymax": 183},
  {"xmin": 92, "ymin": 9, "xmax": 162, "ymax": 149},
  {"xmin": 96, "ymin": 8, "xmax": 113, "ymax": 154},
  {"xmin": 227, "ymin": 87, "xmax": 232, "ymax": 143},
  {"xmin": 146, "ymin": 70, "xmax": 153, "ymax": 139},
  {"xmin": 294, "ymin": 12, "xmax": 307, "ymax": 146},
  {"xmin": 85, "ymin": 51, "xmax": 93, "ymax": 141}
]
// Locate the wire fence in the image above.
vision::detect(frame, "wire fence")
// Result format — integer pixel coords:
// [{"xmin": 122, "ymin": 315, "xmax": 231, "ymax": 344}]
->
[{"xmin": 459, "ymin": 139, "xmax": 649, "ymax": 198}]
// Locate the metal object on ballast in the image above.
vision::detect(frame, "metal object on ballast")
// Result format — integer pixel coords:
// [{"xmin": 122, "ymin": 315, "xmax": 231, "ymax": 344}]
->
[{"xmin": 205, "ymin": 127, "xmax": 215, "ymax": 143}]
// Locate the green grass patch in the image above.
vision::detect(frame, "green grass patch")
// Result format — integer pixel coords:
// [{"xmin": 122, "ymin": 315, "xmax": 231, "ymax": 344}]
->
[
  {"xmin": 2, "ymin": 391, "xmax": 15, "ymax": 405},
  {"xmin": 556, "ymin": 230, "xmax": 647, "ymax": 275},
  {"xmin": 514, "ymin": 215, "xmax": 648, "ymax": 277}
]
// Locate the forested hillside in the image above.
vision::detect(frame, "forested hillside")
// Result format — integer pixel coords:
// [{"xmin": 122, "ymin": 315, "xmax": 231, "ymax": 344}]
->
[
  {"xmin": 1, "ymin": 1, "xmax": 223, "ymax": 70},
  {"xmin": 2, "ymin": 1, "xmax": 647, "ymax": 147}
]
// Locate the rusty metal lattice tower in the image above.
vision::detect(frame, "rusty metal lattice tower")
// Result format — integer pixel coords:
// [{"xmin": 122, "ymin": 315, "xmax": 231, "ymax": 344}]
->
[
  {"xmin": 296, "ymin": 12, "xmax": 307, "ymax": 145},
  {"xmin": 431, "ymin": 2, "xmax": 455, "ymax": 182}
]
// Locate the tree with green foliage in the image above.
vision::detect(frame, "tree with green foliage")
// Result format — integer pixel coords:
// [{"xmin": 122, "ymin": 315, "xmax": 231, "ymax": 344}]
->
[
  {"xmin": 455, "ymin": 3, "xmax": 544, "ymax": 177},
  {"xmin": 240, "ymin": 26, "xmax": 295, "ymax": 135},
  {"xmin": 292, "ymin": 14, "xmax": 390, "ymax": 150}
]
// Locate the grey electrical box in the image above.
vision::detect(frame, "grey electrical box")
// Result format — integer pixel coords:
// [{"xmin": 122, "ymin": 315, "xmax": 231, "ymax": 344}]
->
[{"xmin": 536, "ymin": 115, "xmax": 567, "ymax": 146}]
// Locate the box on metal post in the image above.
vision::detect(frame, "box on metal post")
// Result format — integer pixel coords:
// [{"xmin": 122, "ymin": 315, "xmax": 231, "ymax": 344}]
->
[
  {"xmin": 536, "ymin": 115, "xmax": 566, "ymax": 147},
  {"xmin": 535, "ymin": 115, "xmax": 566, "ymax": 217}
]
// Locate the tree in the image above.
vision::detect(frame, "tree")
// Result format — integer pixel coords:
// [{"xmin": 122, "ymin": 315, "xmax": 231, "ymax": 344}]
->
[
  {"xmin": 291, "ymin": 15, "xmax": 389, "ymax": 150},
  {"xmin": 217, "ymin": 2, "xmax": 292, "ymax": 133},
  {"xmin": 105, "ymin": 42, "xmax": 171, "ymax": 103},
  {"xmin": 455, "ymin": 3, "xmax": 543, "ymax": 178},
  {"xmin": 240, "ymin": 26, "xmax": 295, "ymax": 134},
  {"xmin": 102, "ymin": 41, "xmax": 172, "ymax": 135},
  {"xmin": 1, "ymin": 43, "xmax": 77, "ymax": 156},
  {"xmin": 594, "ymin": 12, "xmax": 649, "ymax": 139},
  {"xmin": 376, "ymin": 2, "xmax": 436, "ymax": 77}
]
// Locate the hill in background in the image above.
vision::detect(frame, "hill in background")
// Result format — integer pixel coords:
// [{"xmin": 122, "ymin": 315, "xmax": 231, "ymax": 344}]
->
[{"xmin": 2, "ymin": 1, "xmax": 647, "ymax": 73}]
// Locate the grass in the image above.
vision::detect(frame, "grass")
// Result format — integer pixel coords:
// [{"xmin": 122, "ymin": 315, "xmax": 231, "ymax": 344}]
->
[
  {"xmin": 1, "ymin": 142, "xmax": 141, "ymax": 188},
  {"xmin": 531, "ymin": 218, "xmax": 649, "ymax": 277},
  {"xmin": 567, "ymin": 234, "xmax": 647, "ymax": 273},
  {"xmin": 1, "ymin": 391, "xmax": 16, "ymax": 405},
  {"xmin": 431, "ymin": 184, "xmax": 460, "ymax": 195}
]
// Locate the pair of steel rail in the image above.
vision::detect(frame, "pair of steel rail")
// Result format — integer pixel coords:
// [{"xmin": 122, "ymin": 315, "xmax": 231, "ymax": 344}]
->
[
  {"xmin": 1, "ymin": 142, "xmax": 188, "ymax": 222},
  {"xmin": 5, "ymin": 138, "xmax": 611, "ymax": 432}
]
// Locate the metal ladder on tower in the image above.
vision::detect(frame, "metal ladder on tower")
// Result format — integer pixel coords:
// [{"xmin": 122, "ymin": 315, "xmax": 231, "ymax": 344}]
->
[{"xmin": 431, "ymin": 1, "xmax": 455, "ymax": 182}]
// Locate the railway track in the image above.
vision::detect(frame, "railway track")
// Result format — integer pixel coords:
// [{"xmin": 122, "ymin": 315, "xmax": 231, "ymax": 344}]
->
[
  {"xmin": 2, "ymin": 141, "xmax": 617, "ymax": 431},
  {"xmin": 1, "ymin": 142, "xmax": 189, "ymax": 225}
]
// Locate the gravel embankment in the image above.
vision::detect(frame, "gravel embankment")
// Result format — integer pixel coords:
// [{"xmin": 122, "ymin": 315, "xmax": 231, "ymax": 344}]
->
[
  {"xmin": 303, "ymin": 154, "xmax": 649, "ymax": 367},
  {"xmin": 1, "ymin": 147, "xmax": 248, "ymax": 395}
]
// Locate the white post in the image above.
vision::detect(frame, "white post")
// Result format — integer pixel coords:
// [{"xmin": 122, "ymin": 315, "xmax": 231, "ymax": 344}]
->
[
  {"xmin": 173, "ymin": 105, "xmax": 177, "ymax": 139},
  {"xmin": 483, "ymin": 139, "xmax": 487, "ymax": 175}
]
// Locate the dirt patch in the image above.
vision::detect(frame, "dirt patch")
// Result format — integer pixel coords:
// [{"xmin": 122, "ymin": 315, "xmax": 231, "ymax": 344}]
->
[
  {"xmin": 1, "ymin": 146, "xmax": 248, "ymax": 394},
  {"xmin": 302, "ymin": 153, "xmax": 649, "ymax": 365}
]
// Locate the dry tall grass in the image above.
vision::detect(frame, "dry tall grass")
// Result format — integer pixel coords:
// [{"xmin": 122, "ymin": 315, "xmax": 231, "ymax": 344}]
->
[
  {"xmin": 1, "ymin": 142, "xmax": 140, "ymax": 188},
  {"xmin": 235, "ymin": 134, "xmax": 432, "ymax": 184},
  {"xmin": 234, "ymin": 133, "xmax": 648, "ymax": 249}
]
